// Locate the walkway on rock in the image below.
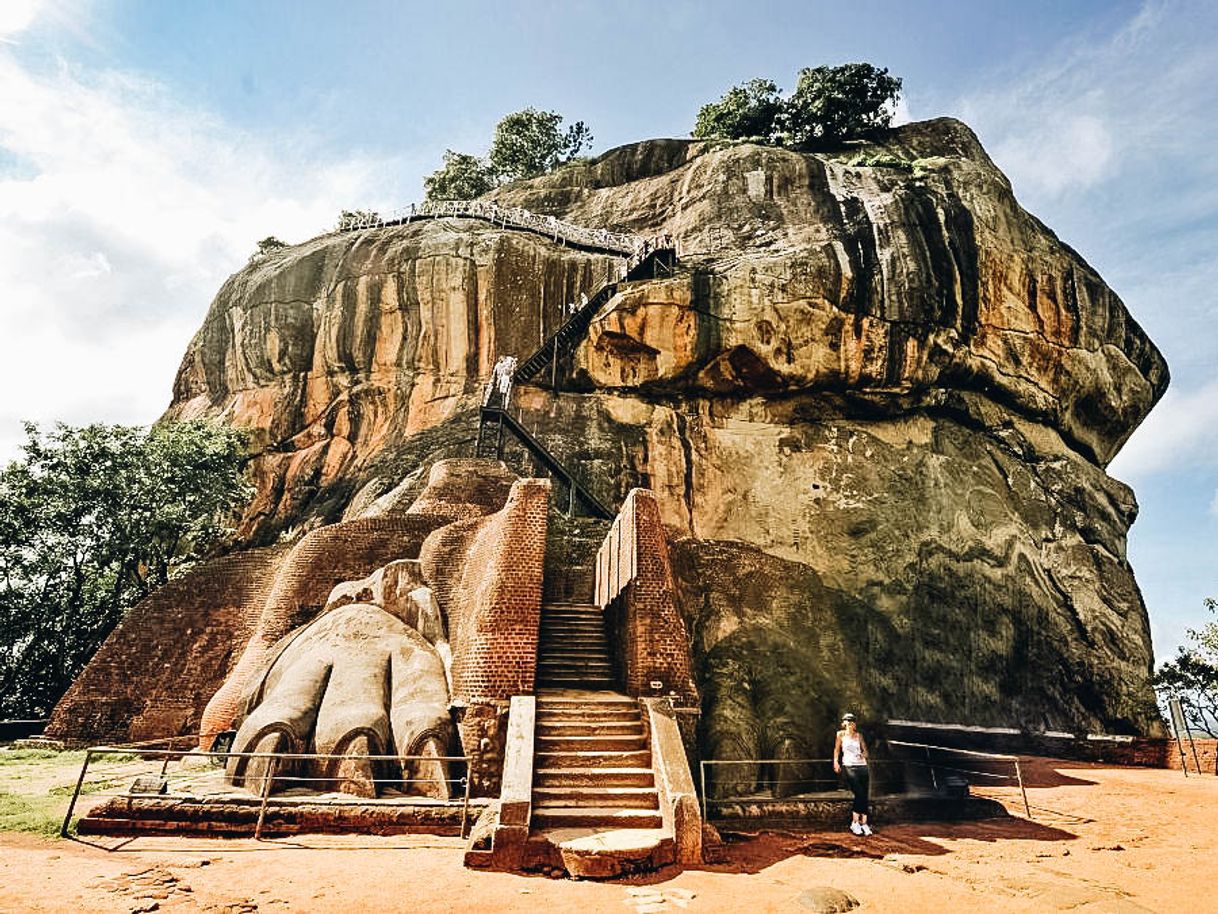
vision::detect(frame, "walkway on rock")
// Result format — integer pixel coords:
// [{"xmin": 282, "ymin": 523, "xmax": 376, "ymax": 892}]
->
[{"xmin": 325, "ymin": 199, "xmax": 643, "ymax": 259}]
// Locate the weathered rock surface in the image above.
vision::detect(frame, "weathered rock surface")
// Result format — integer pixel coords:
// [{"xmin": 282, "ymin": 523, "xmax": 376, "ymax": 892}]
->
[{"xmin": 158, "ymin": 118, "xmax": 1167, "ymax": 752}]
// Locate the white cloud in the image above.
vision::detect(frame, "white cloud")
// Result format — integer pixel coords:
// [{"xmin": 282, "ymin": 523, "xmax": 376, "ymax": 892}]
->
[
  {"xmin": 0, "ymin": 46, "xmax": 405, "ymax": 461},
  {"xmin": 955, "ymin": 1, "xmax": 1218, "ymax": 201},
  {"xmin": 0, "ymin": 0, "xmax": 42, "ymax": 40},
  {"xmin": 1210, "ymin": 488, "xmax": 1218, "ymax": 519},
  {"xmin": 1109, "ymin": 379, "xmax": 1218, "ymax": 480}
]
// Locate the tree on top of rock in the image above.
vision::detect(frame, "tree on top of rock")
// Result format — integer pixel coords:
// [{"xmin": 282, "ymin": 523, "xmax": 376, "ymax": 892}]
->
[
  {"xmin": 424, "ymin": 150, "xmax": 498, "ymax": 202},
  {"xmin": 781, "ymin": 64, "xmax": 902, "ymax": 146},
  {"xmin": 691, "ymin": 64, "xmax": 902, "ymax": 148},
  {"xmin": 692, "ymin": 78, "xmax": 784, "ymax": 143},
  {"xmin": 489, "ymin": 108, "xmax": 592, "ymax": 182},
  {"xmin": 423, "ymin": 108, "xmax": 593, "ymax": 201}
]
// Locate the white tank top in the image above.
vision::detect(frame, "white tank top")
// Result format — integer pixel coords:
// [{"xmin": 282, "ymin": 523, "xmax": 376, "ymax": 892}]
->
[{"xmin": 841, "ymin": 732, "xmax": 865, "ymax": 766}]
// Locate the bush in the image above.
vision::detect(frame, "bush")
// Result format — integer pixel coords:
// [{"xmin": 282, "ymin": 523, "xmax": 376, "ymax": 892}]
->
[
  {"xmin": 692, "ymin": 79, "xmax": 784, "ymax": 142},
  {"xmin": 249, "ymin": 236, "xmax": 287, "ymax": 262},
  {"xmin": 336, "ymin": 209, "xmax": 382, "ymax": 230}
]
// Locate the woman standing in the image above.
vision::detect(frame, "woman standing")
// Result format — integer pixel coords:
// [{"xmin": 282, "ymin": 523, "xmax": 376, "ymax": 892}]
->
[{"xmin": 833, "ymin": 712, "xmax": 873, "ymax": 836}]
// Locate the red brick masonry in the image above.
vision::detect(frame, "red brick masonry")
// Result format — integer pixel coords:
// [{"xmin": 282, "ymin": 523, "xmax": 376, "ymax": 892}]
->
[
  {"xmin": 46, "ymin": 548, "xmax": 288, "ymax": 744},
  {"xmin": 596, "ymin": 488, "xmax": 698, "ymax": 706}
]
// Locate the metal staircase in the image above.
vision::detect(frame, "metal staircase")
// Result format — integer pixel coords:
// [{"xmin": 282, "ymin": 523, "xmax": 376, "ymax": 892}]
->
[
  {"xmin": 513, "ymin": 246, "xmax": 677, "ymax": 386},
  {"xmin": 473, "ymin": 238, "xmax": 678, "ymax": 520}
]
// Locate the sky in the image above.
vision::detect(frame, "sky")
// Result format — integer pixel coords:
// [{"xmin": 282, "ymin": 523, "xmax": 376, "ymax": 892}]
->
[{"xmin": 0, "ymin": 0, "xmax": 1215, "ymax": 660}]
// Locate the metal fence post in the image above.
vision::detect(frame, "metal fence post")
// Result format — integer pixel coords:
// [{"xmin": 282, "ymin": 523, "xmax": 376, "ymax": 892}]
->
[
  {"xmin": 1014, "ymin": 758, "xmax": 1031, "ymax": 819},
  {"xmin": 60, "ymin": 749, "xmax": 92, "ymax": 838},
  {"xmin": 254, "ymin": 755, "xmax": 279, "ymax": 840},
  {"xmin": 460, "ymin": 772, "xmax": 473, "ymax": 839}
]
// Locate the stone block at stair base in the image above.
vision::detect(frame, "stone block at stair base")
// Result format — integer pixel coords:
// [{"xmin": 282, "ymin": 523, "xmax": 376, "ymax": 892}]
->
[
  {"xmin": 547, "ymin": 828, "xmax": 673, "ymax": 879},
  {"xmin": 643, "ymin": 698, "xmax": 703, "ymax": 865}
]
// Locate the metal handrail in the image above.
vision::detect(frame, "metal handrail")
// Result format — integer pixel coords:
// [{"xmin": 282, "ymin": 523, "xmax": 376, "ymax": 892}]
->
[
  {"xmin": 327, "ymin": 199, "xmax": 642, "ymax": 256},
  {"xmin": 61, "ymin": 745, "xmax": 476, "ymax": 839},
  {"xmin": 886, "ymin": 739, "xmax": 1030, "ymax": 818}
]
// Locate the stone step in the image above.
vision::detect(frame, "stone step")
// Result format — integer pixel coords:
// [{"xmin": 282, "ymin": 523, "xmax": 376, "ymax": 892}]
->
[
  {"xmin": 537, "ymin": 677, "xmax": 616, "ymax": 689},
  {"xmin": 542, "ymin": 603, "xmax": 600, "ymax": 611},
  {"xmin": 536, "ymin": 693, "xmax": 635, "ymax": 706},
  {"xmin": 533, "ymin": 767, "xmax": 655, "ymax": 788},
  {"xmin": 540, "ymin": 621, "xmax": 606, "ymax": 632},
  {"xmin": 538, "ymin": 661, "xmax": 613, "ymax": 673},
  {"xmin": 537, "ymin": 734, "xmax": 647, "ymax": 753},
  {"xmin": 532, "ymin": 787, "xmax": 659, "ymax": 809},
  {"xmin": 537, "ymin": 720, "xmax": 643, "ymax": 737},
  {"xmin": 540, "ymin": 637, "xmax": 606, "ymax": 648},
  {"xmin": 536, "ymin": 708, "xmax": 642, "ymax": 723},
  {"xmin": 535, "ymin": 749, "xmax": 651, "ymax": 769},
  {"xmin": 531, "ymin": 807, "xmax": 664, "ymax": 830},
  {"xmin": 536, "ymin": 650, "xmax": 610, "ymax": 662}
]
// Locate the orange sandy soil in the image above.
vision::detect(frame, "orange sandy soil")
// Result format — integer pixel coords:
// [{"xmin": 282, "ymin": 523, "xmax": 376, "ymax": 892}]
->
[{"xmin": 1, "ymin": 757, "xmax": 1215, "ymax": 913}]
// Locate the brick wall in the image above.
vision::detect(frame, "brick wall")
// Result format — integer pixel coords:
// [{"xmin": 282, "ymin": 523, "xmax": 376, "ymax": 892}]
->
[
  {"xmin": 421, "ymin": 478, "xmax": 550, "ymax": 706},
  {"xmin": 46, "ymin": 548, "xmax": 288, "ymax": 745},
  {"xmin": 596, "ymin": 488, "xmax": 698, "ymax": 706}
]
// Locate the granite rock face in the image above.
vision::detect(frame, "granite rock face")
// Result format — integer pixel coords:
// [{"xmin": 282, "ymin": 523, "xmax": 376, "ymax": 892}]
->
[{"xmin": 166, "ymin": 118, "xmax": 1168, "ymax": 753}]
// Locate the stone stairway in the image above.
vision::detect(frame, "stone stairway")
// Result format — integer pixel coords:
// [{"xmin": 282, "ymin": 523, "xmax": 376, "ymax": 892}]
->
[
  {"xmin": 536, "ymin": 603, "xmax": 615, "ymax": 689},
  {"xmin": 531, "ymin": 692, "xmax": 663, "ymax": 839}
]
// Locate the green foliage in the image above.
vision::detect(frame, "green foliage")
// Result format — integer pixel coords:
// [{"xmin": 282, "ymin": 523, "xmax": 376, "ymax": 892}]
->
[
  {"xmin": 250, "ymin": 236, "xmax": 287, "ymax": 262},
  {"xmin": 692, "ymin": 78, "xmax": 784, "ymax": 142},
  {"xmin": 488, "ymin": 107, "xmax": 592, "ymax": 182},
  {"xmin": 423, "ymin": 108, "xmax": 594, "ymax": 201},
  {"xmin": 692, "ymin": 64, "xmax": 902, "ymax": 148},
  {"xmin": 336, "ymin": 209, "xmax": 382, "ymax": 230},
  {"xmin": 782, "ymin": 64, "xmax": 902, "ymax": 146},
  {"xmin": 847, "ymin": 152, "xmax": 912, "ymax": 171},
  {"xmin": 423, "ymin": 108, "xmax": 593, "ymax": 201},
  {"xmin": 1154, "ymin": 598, "xmax": 1218, "ymax": 737},
  {"xmin": 424, "ymin": 150, "xmax": 498, "ymax": 201},
  {"xmin": 0, "ymin": 422, "xmax": 252, "ymax": 719}
]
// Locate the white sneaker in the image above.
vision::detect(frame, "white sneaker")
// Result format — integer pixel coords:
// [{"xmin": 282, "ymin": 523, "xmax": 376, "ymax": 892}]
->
[
  {"xmin": 861, "ymin": 824, "xmax": 873, "ymax": 836},
  {"xmin": 850, "ymin": 821, "xmax": 863, "ymax": 836}
]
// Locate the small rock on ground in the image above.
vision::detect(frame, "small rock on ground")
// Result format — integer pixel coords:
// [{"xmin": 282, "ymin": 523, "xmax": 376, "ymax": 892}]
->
[{"xmin": 797, "ymin": 886, "xmax": 859, "ymax": 913}]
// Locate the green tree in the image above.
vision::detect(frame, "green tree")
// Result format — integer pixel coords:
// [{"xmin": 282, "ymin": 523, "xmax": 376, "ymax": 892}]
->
[
  {"xmin": 0, "ymin": 421, "xmax": 252, "ymax": 719},
  {"xmin": 1154, "ymin": 598, "xmax": 1218, "ymax": 738},
  {"xmin": 250, "ymin": 236, "xmax": 287, "ymax": 262},
  {"xmin": 424, "ymin": 150, "xmax": 498, "ymax": 202},
  {"xmin": 488, "ymin": 108, "xmax": 592, "ymax": 182},
  {"xmin": 780, "ymin": 63, "xmax": 903, "ymax": 146},
  {"xmin": 692, "ymin": 78, "xmax": 784, "ymax": 141}
]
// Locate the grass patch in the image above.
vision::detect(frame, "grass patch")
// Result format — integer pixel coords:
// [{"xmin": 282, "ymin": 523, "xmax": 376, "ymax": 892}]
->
[{"xmin": 0, "ymin": 790, "xmax": 67, "ymax": 838}]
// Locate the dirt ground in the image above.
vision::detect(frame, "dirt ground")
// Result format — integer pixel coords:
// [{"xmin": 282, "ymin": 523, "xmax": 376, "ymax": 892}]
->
[{"xmin": 1, "ymin": 757, "xmax": 1215, "ymax": 913}]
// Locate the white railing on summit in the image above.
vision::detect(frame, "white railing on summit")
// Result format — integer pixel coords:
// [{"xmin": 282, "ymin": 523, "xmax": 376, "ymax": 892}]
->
[{"xmin": 331, "ymin": 199, "xmax": 642, "ymax": 257}]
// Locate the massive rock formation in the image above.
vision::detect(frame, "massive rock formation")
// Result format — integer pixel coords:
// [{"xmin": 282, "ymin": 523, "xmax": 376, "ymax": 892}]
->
[{"xmin": 130, "ymin": 118, "xmax": 1167, "ymax": 760}]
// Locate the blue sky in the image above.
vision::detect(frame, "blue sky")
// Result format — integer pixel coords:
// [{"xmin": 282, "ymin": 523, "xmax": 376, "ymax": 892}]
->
[{"xmin": 1, "ymin": 1, "xmax": 1215, "ymax": 660}]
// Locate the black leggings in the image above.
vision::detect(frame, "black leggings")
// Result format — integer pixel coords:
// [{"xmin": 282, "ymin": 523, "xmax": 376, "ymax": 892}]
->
[{"xmin": 843, "ymin": 765, "xmax": 870, "ymax": 816}]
